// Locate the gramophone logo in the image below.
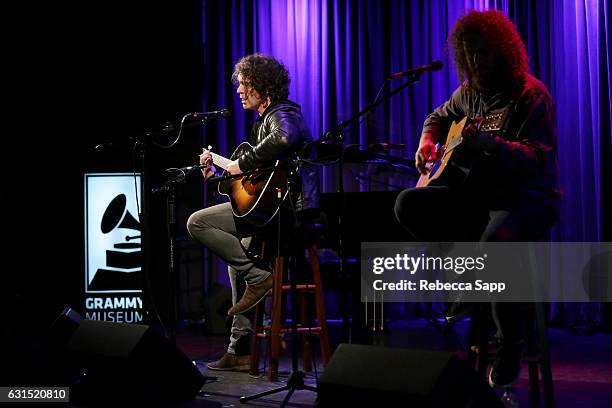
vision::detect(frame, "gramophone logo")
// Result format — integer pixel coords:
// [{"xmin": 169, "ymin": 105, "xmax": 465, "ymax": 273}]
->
[{"xmin": 85, "ymin": 173, "xmax": 142, "ymax": 293}]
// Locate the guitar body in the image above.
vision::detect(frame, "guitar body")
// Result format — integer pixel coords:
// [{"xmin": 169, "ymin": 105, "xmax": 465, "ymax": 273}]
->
[
  {"xmin": 416, "ymin": 117, "xmax": 471, "ymax": 188},
  {"xmin": 416, "ymin": 111, "xmax": 509, "ymax": 188},
  {"xmin": 217, "ymin": 142, "xmax": 290, "ymax": 227}
]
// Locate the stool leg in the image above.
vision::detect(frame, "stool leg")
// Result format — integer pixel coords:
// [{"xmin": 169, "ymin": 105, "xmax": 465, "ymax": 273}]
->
[
  {"xmin": 528, "ymin": 360, "xmax": 540, "ymax": 404},
  {"xmin": 477, "ymin": 322, "xmax": 489, "ymax": 378},
  {"xmin": 300, "ymin": 291, "xmax": 313, "ymax": 372},
  {"xmin": 249, "ymin": 302, "xmax": 264, "ymax": 376},
  {"xmin": 535, "ymin": 302, "xmax": 555, "ymax": 408},
  {"xmin": 269, "ymin": 256, "xmax": 284, "ymax": 382},
  {"xmin": 467, "ymin": 313, "xmax": 479, "ymax": 369},
  {"xmin": 469, "ymin": 304, "xmax": 489, "ymax": 379},
  {"xmin": 310, "ymin": 244, "xmax": 331, "ymax": 365}
]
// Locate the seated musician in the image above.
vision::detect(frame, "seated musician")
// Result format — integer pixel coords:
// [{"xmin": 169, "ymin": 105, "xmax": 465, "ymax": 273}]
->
[
  {"xmin": 187, "ymin": 53, "xmax": 318, "ymax": 371},
  {"xmin": 394, "ymin": 10, "xmax": 561, "ymax": 387}
]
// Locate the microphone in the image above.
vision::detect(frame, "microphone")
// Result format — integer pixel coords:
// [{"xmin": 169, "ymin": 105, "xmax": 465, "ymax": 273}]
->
[
  {"xmin": 191, "ymin": 109, "xmax": 231, "ymax": 119},
  {"xmin": 94, "ymin": 137, "xmax": 137, "ymax": 152},
  {"xmin": 94, "ymin": 142, "xmax": 113, "ymax": 152},
  {"xmin": 162, "ymin": 164, "xmax": 206, "ymax": 175},
  {"xmin": 367, "ymin": 143, "xmax": 406, "ymax": 150},
  {"xmin": 388, "ymin": 60, "xmax": 443, "ymax": 79},
  {"xmin": 180, "ymin": 164, "xmax": 206, "ymax": 172}
]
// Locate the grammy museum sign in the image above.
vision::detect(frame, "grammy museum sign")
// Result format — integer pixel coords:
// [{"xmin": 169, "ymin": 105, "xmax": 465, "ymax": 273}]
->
[{"xmin": 83, "ymin": 173, "xmax": 144, "ymax": 323}]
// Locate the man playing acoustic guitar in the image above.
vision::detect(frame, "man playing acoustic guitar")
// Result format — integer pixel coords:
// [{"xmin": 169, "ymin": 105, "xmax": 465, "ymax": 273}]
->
[
  {"xmin": 187, "ymin": 54, "xmax": 317, "ymax": 371},
  {"xmin": 394, "ymin": 10, "xmax": 561, "ymax": 387}
]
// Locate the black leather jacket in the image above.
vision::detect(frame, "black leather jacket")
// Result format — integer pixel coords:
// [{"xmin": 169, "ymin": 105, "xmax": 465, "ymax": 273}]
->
[{"xmin": 237, "ymin": 100, "xmax": 320, "ymax": 211}]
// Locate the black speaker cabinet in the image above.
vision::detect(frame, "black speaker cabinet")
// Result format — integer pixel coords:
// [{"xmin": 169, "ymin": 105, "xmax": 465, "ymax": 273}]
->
[
  {"xmin": 66, "ymin": 320, "xmax": 204, "ymax": 404},
  {"xmin": 318, "ymin": 344, "xmax": 503, "ymax": 407}
]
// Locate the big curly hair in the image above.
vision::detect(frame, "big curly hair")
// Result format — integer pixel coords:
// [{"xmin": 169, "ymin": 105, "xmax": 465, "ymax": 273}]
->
[
  {"xmin": 231, "ymin": 54, "xmax": 290, "ymax": 103},
  {"xmin": 450, "ymin": 10, "xmax": 528, "ymax": 86}
]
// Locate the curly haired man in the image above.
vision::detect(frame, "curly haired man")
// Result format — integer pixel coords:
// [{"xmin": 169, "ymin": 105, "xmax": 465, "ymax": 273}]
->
[
  {"xmin": 394, "ymin": 10, "xmax": 561, "ymax": 387},
  {"xmin": 187, "ymin": 54, "xmax": 317, "ymax": 371}
]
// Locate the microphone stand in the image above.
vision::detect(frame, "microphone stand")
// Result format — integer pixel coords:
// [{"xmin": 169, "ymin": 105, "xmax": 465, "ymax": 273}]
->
[
  {"xmin": 152, "ymin": 171, "xmax": 220, "ymax": 386},
  {"xmin": 138, "ymin": 131, "xmax": 156, "ymax": 335},
  {"xmin": 317, "ymin": 73, "xmax": 425, "ymax": 343},
  {"xmin": 137, "ymin": 123, "xmax": 189, "ymax": 341},
  {"xmin": 239, "ymin": 168, "xmax": 317, "ymax": 407},
  {"xmin": 97, "ymin": 115, "xmax": 226, "ymax": 377},
  {"xmin": 94, "ymin": 123, "xmax": 178, "ymax": 341},
  {"xmin": 151, "ymin": 173, "xmax": 190, "ymax": 344}
]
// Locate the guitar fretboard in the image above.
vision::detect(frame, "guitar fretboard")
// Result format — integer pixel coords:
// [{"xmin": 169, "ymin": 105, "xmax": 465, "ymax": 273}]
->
[{"xmin": 210, "ymin": 152, "xmax": 233, "ymax": 170}]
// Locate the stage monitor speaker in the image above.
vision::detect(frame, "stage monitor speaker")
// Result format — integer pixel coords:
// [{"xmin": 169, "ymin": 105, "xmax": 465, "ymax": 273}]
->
[
  {"xmin": 48, "ymin": 306, "xmax": 83, "ymax": 352},
  {"xmin": 66, "ymin": 319, "xmax": 205, "ymax": 404},
  {"xmin": 318, "ymin": 344, "xmax": 503, "ymax": 407}
]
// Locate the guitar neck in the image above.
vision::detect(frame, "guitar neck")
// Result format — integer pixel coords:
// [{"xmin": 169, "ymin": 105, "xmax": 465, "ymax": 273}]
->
[{"xmin": 210, "ymin": 152, "xmax": 233, "ymax": 170}]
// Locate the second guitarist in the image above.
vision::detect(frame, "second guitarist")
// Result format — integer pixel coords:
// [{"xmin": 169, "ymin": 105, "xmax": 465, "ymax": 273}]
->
[
  {"xmin": 187, "ymin": 53, "xmax": 318, "ymax": 372},
  {"xmin": 393, "ymin": 10, "xmax": 561, "ymax": 388}
]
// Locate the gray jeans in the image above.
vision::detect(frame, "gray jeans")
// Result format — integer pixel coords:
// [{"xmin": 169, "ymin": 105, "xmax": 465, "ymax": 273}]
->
[
  {"xmin": 227, "ymin": 265, "xmax": 252, "ymax": 354},
  {"xmin": 187, "ymin": 202, "xmax": 271, "ymax": 354}
]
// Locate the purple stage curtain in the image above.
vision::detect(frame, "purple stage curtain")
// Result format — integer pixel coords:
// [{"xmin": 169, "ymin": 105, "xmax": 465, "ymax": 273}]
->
[
  {"xmin": 509, "ymin": 0, "xmax": 612, "ymax": 328},
  {"xmin": 201, "ymin": 0, "xmax": 611, "ymax": 327}
]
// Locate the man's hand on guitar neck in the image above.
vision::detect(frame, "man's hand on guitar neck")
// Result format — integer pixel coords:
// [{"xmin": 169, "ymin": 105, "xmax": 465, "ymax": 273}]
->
[
  {"xmin": 199, "ymin": 148, "xmax": 216, "ymax": 179},
  {"xmin": 461, "ymin": 122, "xmax": 500, "ymax": 155},
  {"xmin": 415, "ymin": 132, "xmax": 439, "ymax": 175}
]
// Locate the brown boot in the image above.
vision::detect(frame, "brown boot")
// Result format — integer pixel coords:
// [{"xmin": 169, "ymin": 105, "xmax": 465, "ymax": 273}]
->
[
  {"xmin": 227, "ymin": 274, "xmax": 273, "ymax": 316},
  {"xmin": 206, "ymin": 353, "xmax": 250, "ymax": 371}
]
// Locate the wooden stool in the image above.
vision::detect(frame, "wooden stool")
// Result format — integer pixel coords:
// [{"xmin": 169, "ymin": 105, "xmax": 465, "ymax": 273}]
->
[{"xmin": 249, "ymin": 241, "xmax": 331, "ymax": 381}]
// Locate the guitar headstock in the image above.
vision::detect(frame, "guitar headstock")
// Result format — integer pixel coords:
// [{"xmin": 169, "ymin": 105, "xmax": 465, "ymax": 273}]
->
[{"xmin": 478, "ymin": 111, "xmax": 510, "ymax": 133}]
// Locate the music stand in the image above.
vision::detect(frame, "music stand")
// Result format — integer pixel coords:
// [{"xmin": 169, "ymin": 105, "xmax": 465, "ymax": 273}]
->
[{"xmin": 239, "ymin": 172, "xmax": 317, "ymax": 407}]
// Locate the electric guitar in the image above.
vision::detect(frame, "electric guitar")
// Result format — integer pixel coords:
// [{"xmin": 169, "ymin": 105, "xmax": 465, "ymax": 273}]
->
[
  {"xmin": 416, "ymin": 111, "xmax": 509, "ymax": 188},
  {"xmin": 208, "ymin": 142, "xmax": 290, "ymax": 227}
]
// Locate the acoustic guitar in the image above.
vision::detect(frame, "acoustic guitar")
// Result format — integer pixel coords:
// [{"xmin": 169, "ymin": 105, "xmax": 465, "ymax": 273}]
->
[
  {"xmin": 416, "ymin": 111, "xmax": 509, "ymax": 188},
  {"xmin": 209, "ymin": 142, "xmax": 290, "ymax": 227}
]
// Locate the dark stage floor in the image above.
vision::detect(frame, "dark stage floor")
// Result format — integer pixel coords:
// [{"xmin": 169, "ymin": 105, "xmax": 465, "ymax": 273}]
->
[{"xmin": 173, "ymin": 318, "xmax": 612, "ymax": 408}]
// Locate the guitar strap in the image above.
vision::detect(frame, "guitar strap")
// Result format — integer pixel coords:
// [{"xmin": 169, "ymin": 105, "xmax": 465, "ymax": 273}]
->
[
  {"xmin": 501, "ymin": 80, "xmax": 531, "ymax": 141},
  {"xmin": 505, "ymin": 99, "xmax": 522, "ymax": 140}
]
